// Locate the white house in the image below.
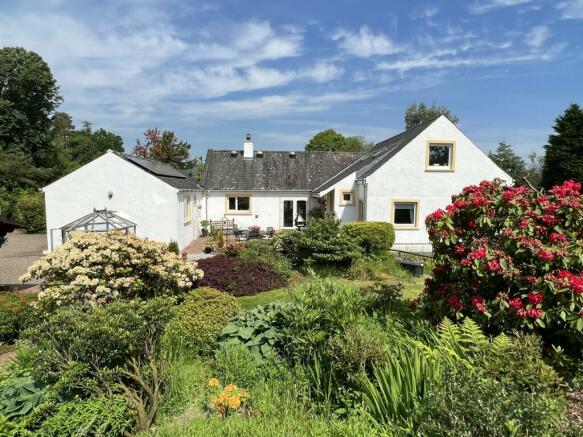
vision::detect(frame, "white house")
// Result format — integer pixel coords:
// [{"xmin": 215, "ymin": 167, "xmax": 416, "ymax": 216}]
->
[
  {"xmin": 43, "ymin": 152, "xmax": 201, "ymax": 252},
  {"xmin": 44, "ymin": 116, "xmax": 510, "ymax": 253},
  {"xmin": 200, "ymin": 116, "xmax": 510, "ymax": 252}
]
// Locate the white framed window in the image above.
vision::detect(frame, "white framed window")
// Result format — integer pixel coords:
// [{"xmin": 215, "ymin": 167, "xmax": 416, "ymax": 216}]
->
[
  {"xmin": 340, "ymin": 190, "xmax": 354, "ymax": 206},
  {"xmin": 391, "ymin": 200, "xmax": 419, "ymax": 229},
  {"xmin": 426, "ymin": 141, "xmax": 455, "ymax": 171},
  {"xmin": 184, "ymin": 196, "xmax": 193, "ymax": 223},
  {"xmin": 225, "ymin": 194, "xmax": 252, "ymax": 214}
]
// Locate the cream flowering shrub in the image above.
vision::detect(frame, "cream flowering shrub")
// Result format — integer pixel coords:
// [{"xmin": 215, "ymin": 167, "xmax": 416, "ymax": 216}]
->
[{"xmin": 20, "ymin": 231, "xmax": 204, "ymax": 307}]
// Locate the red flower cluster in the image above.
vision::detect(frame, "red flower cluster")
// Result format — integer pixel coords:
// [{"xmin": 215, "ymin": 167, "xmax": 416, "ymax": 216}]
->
[{"xmin": 422, "ymin": 179, "xmax": 582, "ymax": 340}]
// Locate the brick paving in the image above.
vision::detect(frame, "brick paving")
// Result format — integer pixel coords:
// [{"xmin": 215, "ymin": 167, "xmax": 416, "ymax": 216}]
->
[{"xmin": 0, "ymin": 230, "xmax": 46, "ymax": 285}]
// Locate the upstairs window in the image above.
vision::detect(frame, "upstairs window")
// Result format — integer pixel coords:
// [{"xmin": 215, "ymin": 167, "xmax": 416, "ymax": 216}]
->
[
  {"xmin": 340, "ymin": 190, "xmax": 354, "ymax": 206},
  {"xmin": 226, "ymin": 194, "xmax": 251, "ymax": 213},
  {"xmin": 427, "ymin": 142, "xmax": 455, "ymax": 170}
]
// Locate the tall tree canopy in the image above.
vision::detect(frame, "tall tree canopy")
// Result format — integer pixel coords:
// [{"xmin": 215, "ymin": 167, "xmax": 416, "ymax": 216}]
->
[
  {"xmin": 305, "ymin": 129, "xmax": 373, "ymax": 152},
  {"xmin": 404, "ymin": 102, "xmax": 459, "ymax": 130},
  {"xmin": 132, "ymin": 128, "xmax": 194, "ymax": 169},
  {"xmin": 488, "ymin": 142, "xmax": 526, "ymax": 182},
  {"xmin": 541, "ymin": 103, "xmax": 583, "ymax": 188},
  {"xmin": 0, "ymin": 47, "xmax": 61, "ymax": 164}
]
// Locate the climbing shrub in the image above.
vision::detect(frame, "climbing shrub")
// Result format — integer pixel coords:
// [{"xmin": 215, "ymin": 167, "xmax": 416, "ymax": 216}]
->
[
  {"xmin": 20, "ymin": 231, "xmax": 204, "ymax": 308},
  {"xmin": 422, "ymin": 179, "xmax": 583, "ymax": 347},
  {"xmin": 343, "ymin": 222, "xmax": 395, "ymax": 255},
  {"xmin": 166, "ymin": 287, "xmax": 240, "ymax": 351}
]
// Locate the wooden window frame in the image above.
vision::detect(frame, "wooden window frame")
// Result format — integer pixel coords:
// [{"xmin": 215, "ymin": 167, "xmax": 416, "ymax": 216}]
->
[
  {"xmin": 390, "ymin": 199, "xmax": 420, "ymax": 230},
  {"xmin": 339, "ymin": 190, "xmax": 355, "ymax": 206},
  {"xmin": 224, "ymin": 193, "xmax": 253, "ymax": 215},
  {"xmin": 425, "ymin": 140, "xmax": 456, "ymax": 172},
  {"xmin": 183, "ymin": 196, "xmax": 192, "ymax": 223}
]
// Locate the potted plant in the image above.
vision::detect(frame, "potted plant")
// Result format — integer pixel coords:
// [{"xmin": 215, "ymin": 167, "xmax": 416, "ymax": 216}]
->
[{"xmin": 201, "ymin": 219, "xmax": 210, "ymax": 236}]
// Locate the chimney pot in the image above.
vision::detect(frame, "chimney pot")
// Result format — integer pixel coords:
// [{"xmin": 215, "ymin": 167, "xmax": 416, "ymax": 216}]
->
[{"xmin": 243, "ymin": 134, "xmax": 254, "ymax": 159}]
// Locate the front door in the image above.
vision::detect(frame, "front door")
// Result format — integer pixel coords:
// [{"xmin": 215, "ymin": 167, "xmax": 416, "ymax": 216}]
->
[{"xmin": 282, "ymin": 199, "xmax": 307, "ymax": 229}]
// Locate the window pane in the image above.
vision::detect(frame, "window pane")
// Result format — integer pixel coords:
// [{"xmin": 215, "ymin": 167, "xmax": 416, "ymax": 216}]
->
[
  {"xmin": 343, "ymin": 192, "xmax": 352, "ymax": 202},
  {"xmin": 283, "ymin": 200, "xmax": 294, "ymax": 227},
  {"xmin": 429, "ymin": 144, "xmax": 451, "ymax": 167},
  {"xmin": 237, "ymin": 196, "xmax": 250, "ymax": 211},
  {"xmin": 297, "ymin": 200, "xmax": 307, "ymax": 218},
  {"xmin": 228, "ymin": 197, "xmax": 236, "ymax": 210},
  {"xmin": 394, "ymin": 203, "xmax": 416, "ymax": 225}
]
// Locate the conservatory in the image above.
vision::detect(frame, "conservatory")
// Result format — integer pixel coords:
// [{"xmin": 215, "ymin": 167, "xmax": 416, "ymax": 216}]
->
[{"xmin": 59, "ymin": 208, "xmax": 136, "ymax": 244}]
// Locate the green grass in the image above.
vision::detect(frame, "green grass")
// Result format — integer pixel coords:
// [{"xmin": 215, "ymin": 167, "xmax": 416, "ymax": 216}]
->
[{"xmin": 237, "ymin": 276, "xmax": 426, "ymax": 310}]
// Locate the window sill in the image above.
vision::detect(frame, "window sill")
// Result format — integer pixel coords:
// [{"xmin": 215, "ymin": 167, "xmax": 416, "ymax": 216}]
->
[
  {"xmin": 425, "ymin": 167, "xmax": 455, "ymax": 172},
  {"xmin": 224, "ymin": 211, "xmax": 252, "ymax": 216},
  {"xmin": 392, "ymin": 224, "xmax": 420, "ymax": 230},
  {"xmin": 184, "ymin": 218, "xmax": 192, "ymax": 224}
]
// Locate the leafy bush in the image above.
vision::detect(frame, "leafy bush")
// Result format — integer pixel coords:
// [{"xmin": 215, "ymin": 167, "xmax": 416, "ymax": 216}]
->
[
  {"xmin": 422, "ymin": 179, "xmax": 583, "ymax": 347},
  {"xmin": 239, "ymin": 240, "xmax": 293, "ymax": 277},
  {"xmin": 0, "ymin": 292, "xmax": 36, "ymax": 343},
  {"xmin": 347, "ymin": 254, "xmax": 411, "ymax": 281},
  {"xmin": 272, "ymin": 230, "xmax": 302, "ymax": 266},
  {"xmin": 278, "ymin": 216, "xmax": 362, "ymax": 268},
  {"xmin": 0, "ymin": 375, "xmax": 45, "ymax": 419},
  {"xmin": 38, "ymin": 395, "xmax": 133, "ymax": 437},
  {"xmin": 14, "ymin": 189, "xmax": 45, "ymax": 233},
  {"xmin": 219, "ymin": 303, "xmax": 286, "ymax": 360},
  {"xmin": 343, "ymin": 221, "xmax": 395, "ymax": 255},
  {"xmin": 198, "ymin": 256, "xmax": 286, "ymax": 296},
  {"xmin": 165, "ymin": 287, "xmax": 240, "ymax": 351},
  {"xmin": 22, "ymin": 297, "xmax": 175, "ymax": 394},
  {"xmin": 20, "ymin": 231, "xmax": 203, "ymax": 308},
  {"xmin": 168, "ymin": 240, "xmax": 179, "ymax": 255}
]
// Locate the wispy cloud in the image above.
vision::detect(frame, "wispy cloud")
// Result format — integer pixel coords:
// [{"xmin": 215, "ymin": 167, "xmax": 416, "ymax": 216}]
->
[
  {"xmin": 525, "ymin": 25, "xmax": 551, "ymax": 47},
  {"xmin": 556, "ymin": 0, "xmax": 583, "ymax": 19},
  {"xmin": 469, "ymin": 0, "xmax": 533, "ymax": 14},
  {"xmin": 332, "ymin": 26, "xmax": 402, "ymax": 57}
]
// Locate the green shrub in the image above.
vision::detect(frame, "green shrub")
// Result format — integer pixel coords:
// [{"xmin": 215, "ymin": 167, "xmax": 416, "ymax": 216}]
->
[
  {"xmin": 165, "ymin": 287, "xmax": 240, "ymax": 352},
  {"xmin": 347, "ymin": 253, "xmax": 412, "ymax": 281},
  {"xmin": 0, "ymin": 375, "xmax": 45, "ymax": 419},
  {"xmin": 219, "ymin": 303, "xmax": 286, "ymax": 361},
  {"xmin": 343, "ymin": 222, "xmax": 395, "ymax": 255},
  {"xmin": 168, "ymin": 240, "xmax": 179, "ymax": 255},
  {"xmin": 239, "ymin": 240, "xmax": 293, "ymax": 277},
  {"xmin": 284, "ymin": 216, "xmax": 362, "ymax": 268},
  {"xmin": 418, "ymin": 365, "xmax": 566, "ymax": 436},
  {"xmin": 272, "ymin": 230, "xmax": 302, "ymax": 265},
  {"xmin": 14, "ymin": 190, "xmax": 45, "ymax": 233},
  {"xmin": 0, "ymin": 292, "xmax": 36, "ymax": 343},
  {"xmin": 0, "ymin": 416, "xmax": 31, "ymax": 436},
  {"xmin": 38, "ymin": 395, "xmax": 133, "ymax": 437},
  {"xmin": 22, "ymin": 297, "xmax": 175, "ymax": 394}
]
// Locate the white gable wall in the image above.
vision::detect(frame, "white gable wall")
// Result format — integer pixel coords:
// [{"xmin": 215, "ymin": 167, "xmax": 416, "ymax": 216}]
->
[
  {"xmin": 44, "ymin": 152, "xmax": 189, "ymax": 251},
  {"xmin": 365, "ymin": 116, "xmax": 511, "ymax": 252},
  {"xmin": 318, "ymin": 172, "xmax": 360, "ymax": 222}
]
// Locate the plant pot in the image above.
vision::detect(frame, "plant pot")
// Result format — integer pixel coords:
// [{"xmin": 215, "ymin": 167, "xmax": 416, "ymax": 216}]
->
[
  {"xmin": 201, "ymin": 228, "xmax": 209, "ymax": 237},
  {"xmin": 203, "ymin": 246, "xmax": 213, "ymax": 254}
]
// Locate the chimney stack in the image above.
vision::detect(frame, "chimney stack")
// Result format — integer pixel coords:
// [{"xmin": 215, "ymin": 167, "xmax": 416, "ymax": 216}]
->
[{"xmin": 243, "ymin": 133, "xmax": 254, "ymax": 159}]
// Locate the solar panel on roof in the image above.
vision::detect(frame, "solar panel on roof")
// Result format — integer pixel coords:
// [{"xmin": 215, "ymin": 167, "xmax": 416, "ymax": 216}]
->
[{"xmin": 125, "ymin": 155, "xmax": 186, "ymax": 178}]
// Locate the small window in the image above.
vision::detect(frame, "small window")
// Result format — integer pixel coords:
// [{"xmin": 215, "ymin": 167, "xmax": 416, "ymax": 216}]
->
[
  {"xmin": 340, "ymin": 190, "xmax": 354, "ymax": 206},
  {"xmin": 392, "ymin": 201, "xmax": 419, "ymax": 228},
  {"xmin": 427, "ymin": 142, "xmax": 455, "ymax": 170},
  {"xmin": 184, "ymin": 196, "xmax": 192, "ymax": 222},
  {"xmin": 226, "ymin": 194, "xmax": 251, "ymax": 213}
]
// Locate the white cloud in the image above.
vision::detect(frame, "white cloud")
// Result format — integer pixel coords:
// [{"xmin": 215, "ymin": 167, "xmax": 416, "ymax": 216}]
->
[
  {"xmin": 332, "ymin": 26, "xmax": 401, "ymax": 57},
  {"xmin": 525, "ymin": 25, "xmax": 551, "ymax": 47},
  {"xmin": 557, "ymin": 0, "xmax": 583, "ymax": 19},
  {"xmin": 469, "ymin": 0, "xmax": 533, "ymax": 14}
]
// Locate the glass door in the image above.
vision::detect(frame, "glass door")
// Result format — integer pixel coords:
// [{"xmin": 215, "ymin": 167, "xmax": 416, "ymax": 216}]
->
[{"xmin": 282, "ymin": 199, "xmax": 308, "ymax": 229}]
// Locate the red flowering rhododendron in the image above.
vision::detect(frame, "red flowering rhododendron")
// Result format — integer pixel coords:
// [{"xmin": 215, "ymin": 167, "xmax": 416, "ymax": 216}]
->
[{"xmin": 421, "ymin": 179, "xmax": 583, "ymax": 343}]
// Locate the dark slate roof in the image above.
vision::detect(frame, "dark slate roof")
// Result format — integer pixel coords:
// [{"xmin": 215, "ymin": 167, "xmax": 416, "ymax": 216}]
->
[
  {"xmin": 115, "ymin": 153, "xmax": 200, "ymax": 190},
  {"xmin": 201, "ymin": 150, "xmax": 364, "ymax": 191},
  {"xmin": 313, "ymin": 119, "xmax": 435, "ymax": 192}
]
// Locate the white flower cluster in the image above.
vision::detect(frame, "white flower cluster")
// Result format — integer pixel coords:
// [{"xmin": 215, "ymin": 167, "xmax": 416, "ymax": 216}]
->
[{"xmin": 21, "ymin": 231, "xmax": 204, "ymax": 307}]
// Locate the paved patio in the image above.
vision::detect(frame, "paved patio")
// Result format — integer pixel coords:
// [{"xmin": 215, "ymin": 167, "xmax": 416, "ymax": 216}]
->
[
  {"xmin": 0, "ymin": 230, "xmax": 46, "ymax": 286},
  {"xmin": 181, "ymin": 236, "xmax": 215, "ymax": 261}
]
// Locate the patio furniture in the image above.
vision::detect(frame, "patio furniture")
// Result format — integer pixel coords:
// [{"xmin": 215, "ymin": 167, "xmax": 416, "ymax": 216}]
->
[
  {"xmin": 262, "ymin": 227, "xmax": 275, "ymax": 238},
  {"xmin": 234, "ymin": 227, "xmax": 249, "ymax": 241},
  {"xmin": 248, "ymin": 226, "xmax": 261, "ymax": 239}
]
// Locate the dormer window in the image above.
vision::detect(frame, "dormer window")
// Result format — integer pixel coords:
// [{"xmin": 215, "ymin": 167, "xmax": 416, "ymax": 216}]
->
[{"xmin": 426, "ymin": 141, "xmax": 455, "ymax": 171}]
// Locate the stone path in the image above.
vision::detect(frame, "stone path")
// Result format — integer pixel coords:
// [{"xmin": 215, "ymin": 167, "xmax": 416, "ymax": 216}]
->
[
  {"xmin": 181, "ymin": 236, "xmax": 216, "ymax": 261},
  {"xmin": 0, "ymin": 230, "xmax": 46, "ymax": 286}
]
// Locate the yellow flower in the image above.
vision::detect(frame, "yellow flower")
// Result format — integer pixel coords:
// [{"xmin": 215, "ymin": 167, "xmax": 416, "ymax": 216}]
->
[
  {"xmin": 208, "ymin": 378, "xmax": 220, "ymax": 388},
  {"xmin": 227, "ymin": 396, "xmax": 241, "ymax": 410},
  {"xmin": 225, "ymin": 384, "xmax": 236, "ymax": 392}
]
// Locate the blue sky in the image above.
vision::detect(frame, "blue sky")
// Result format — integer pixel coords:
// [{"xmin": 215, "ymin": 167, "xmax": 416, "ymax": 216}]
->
[{"xmin": 1, "ymin": 0, "xmax": 582, "ymax": 158}]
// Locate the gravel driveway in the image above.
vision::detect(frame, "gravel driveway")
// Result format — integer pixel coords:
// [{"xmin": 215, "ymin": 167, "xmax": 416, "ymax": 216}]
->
[{"xmin": 0, "ymin": 230, "xmax": 46, "ymax": 286}]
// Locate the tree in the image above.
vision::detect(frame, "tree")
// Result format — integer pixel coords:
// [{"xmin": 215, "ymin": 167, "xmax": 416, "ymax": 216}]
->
[
  {"xmin": 525, "ymin": 152, "xmax": 544, "ymax": 188},
  {"xmin": 0, "ymin": 47, "xmax": 61, "ymax": 164},
  {"xmin": 305, "ymin": 130, "xmax": 373, "ymax": 152},
  {"xmin": 404, "ymin": 102, "xmax": 459, "ymax": 130},
  {"xmin": 488, "ymin": 142, "xmax": 526, "ymax": 182},
  {"xmin": 541, "ymin": 104, "xmax": 583, "ymax": 189},
  {"xmin": 132, "ymin": 128, "xmax": 194, "ymax": 169}
]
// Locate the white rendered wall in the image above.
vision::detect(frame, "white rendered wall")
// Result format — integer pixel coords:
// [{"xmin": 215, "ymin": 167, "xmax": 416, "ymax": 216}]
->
[
  {"xmin": 203, "ymin": 191, "xmax": 312, "ymax": 230},
  {"xmin": 176, "ymin": 191, "xmax": 202, "ymax": 249},
  {"xmin": 319, "ymin": 173, "xmax": 359, "ymax": 223},
  {"xmin": 365, "ymin": 116, "xmax": 511, "ymax": 252},
  {"xmin": 44, "ymin": 152, "xmax": 186, "ymax": 251}
]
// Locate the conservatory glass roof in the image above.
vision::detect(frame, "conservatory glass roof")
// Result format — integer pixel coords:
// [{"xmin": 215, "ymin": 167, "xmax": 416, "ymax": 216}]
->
[{"xmin": 61, "ymin": 209, "xmax": 136, "ymax": 234}]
